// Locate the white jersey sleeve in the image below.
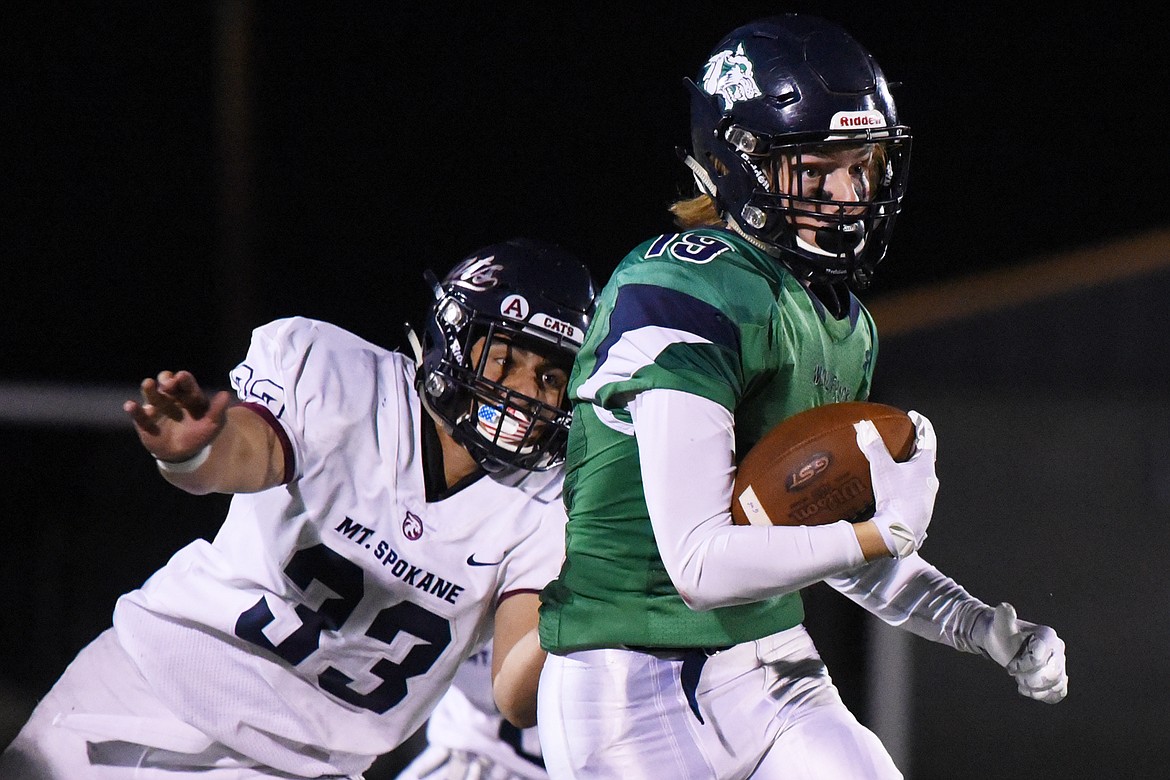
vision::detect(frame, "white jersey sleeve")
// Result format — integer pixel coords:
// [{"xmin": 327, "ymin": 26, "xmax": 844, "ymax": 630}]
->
[
  {"xmin": 111, "ymin": 317, "xmax": 567, "ymax": 777},
  {"xmin": 631, "ymin": 388, "xmax": 865, "ymax": 610},
  {"xmin": 824, "ymin": 554, "xmax": 992, "ymax": 654},
  {"xmin": 497, "ymin": 493, "xmax": 568, "ymax": 600}
]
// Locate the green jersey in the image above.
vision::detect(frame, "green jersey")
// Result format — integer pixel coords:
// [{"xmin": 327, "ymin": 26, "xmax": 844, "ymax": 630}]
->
[{"xmin": 539, "ymin": 228, "xmax": 877, "ymax": 653}]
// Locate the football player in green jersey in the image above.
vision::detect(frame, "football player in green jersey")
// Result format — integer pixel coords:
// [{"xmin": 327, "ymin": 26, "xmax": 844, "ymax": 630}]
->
[{"xmin": 536, "ymin": 14, "xmax": 1067, "ymax": 779}]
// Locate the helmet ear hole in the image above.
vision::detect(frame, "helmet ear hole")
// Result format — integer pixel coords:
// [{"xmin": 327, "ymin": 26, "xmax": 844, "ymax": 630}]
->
[
  {"xmin": 424, "ymin": 371, "xmax": 449, "ymax": 401},
  {"xmin": 741, "ymin": 205, "xmax": 767, "ymax": 229},
  {"xmin": 438, "ymin": 299, "xmax": 467, "ymax": 329}
]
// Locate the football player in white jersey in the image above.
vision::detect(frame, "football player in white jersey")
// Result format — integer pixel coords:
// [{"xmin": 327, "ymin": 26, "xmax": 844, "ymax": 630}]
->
[
  {"xmin": 393, "ymin": 641, "xmax": 547, "ymax": 780},
  {"xmin": 0, "ymin": 238, "xmax": 597, "ymax": 779}
]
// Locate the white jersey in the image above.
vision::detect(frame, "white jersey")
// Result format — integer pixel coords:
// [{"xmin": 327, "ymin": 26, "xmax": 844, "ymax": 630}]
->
[{"xmin": 112, "ymin": 317, "xmax": 567, "ymax": 777}]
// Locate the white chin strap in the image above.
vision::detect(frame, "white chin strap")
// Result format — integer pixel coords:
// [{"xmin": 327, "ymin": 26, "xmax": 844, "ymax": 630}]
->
[
  {"xmin": 404, "ymin": 326, "xmax": 425, "ymax": 368},
  {"xmin": 683, "ymin": 155, "xmax": 778, "ymax": 257},
  {"xmin": 683, "ymin": 154, "xmax": 718, "ymax": 199},
  {"xmin": 724, "ymin": 216, "xmax": 779, "ymax": 257}
]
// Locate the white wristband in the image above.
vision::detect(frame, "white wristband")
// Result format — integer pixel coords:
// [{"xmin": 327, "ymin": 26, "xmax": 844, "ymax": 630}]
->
[{"xmin": 155, "ymin": 444, "xmax": 212, "ymax": 474}]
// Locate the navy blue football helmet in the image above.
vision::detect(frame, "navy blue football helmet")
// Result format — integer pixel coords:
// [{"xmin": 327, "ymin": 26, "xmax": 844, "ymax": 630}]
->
[
  {"xmin": 684, "ymin": 14, "xmax": 912, "ymax": 288},
  {"xmin": 417, "ymin": 239, "xmax": 597, "ymax": 472}
]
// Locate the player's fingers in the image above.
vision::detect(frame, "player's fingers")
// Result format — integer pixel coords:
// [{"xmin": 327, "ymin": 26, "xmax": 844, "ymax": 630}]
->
[
  {"xmin": 168, "ymin": 371, "xmax": 213, "ymax": 417},
  {"xmin": 140, "ymin": 376, "xmax": 183, "ymax": 417},
  {"xmin": 854, "ymin": 419, "xmax": 895, "ymax": 467},
  {"xmin": 1026, "ymin": 674, "xmax": 1068, "ymax": 703},
  {"xmin": 1019, "ymin": 668, "xmax": 1068, "ymax": 703},
  {"xmin": 465, "ymin": 757, "xmax": 487, "ymax": 780},
  {"xmin": 134, "ymin": 376, "xmax": 182, "ymax": 421},
  {"xmin": 123, "ymin": 399, "xmax": 161, "ymax": 436},
  {"xmin": 906, "ymin": 411, "xmax": 937, "ymax": 460},
  {"xmin": 446, "ymin": 751, "xmax": 471, "ymax": 780},
  {"xmin": 1011, "ymin": 635, "xmax": 1066, "ymax": 693},
  {"xmin": 1021, "ymin": 663, "xmax": 1065, "ymax": 694},
  {"xmin": 1009, "ymin": 628, "xmax": 1068, "ymax": 703},
  {"xmin": 139, "ymin": 376, "xmax": 163, "ymax": 404},
  {"xmin": 1008, "ymin": 627, "xmax": 1059, "ymax": 672},
  {"xmin": 204, "ymin": 390, "xmax": 233, "ymax": 422},
  {"xmin": 485, "ymin": 763, "xmax": 516, "ymax": 780},
  {"xmin": 165, "ymin": 370, "xmax": 199, "ymax": 398},
  {"xmin": 140, "ymin": 376, "xmax": 180, "ymax": 418}
]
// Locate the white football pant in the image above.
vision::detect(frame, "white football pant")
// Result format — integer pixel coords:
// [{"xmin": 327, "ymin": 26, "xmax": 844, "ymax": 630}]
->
[
  {"xmin": 537, "ymin": 624, "xmax": 901, "ymax": 780},
  {"xmin": 0, "ymin": 628, "xmax": 361, "ymax": 779}
]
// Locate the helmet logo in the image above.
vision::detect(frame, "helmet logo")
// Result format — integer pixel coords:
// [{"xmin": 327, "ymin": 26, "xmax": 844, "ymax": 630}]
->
[
  {"xmin": 449, "ymin": 254, "xmax": 503, "ymax": 291},
  {"xmin": 829, "ymin": 110, "xmax": 887, "ymax": 130},
  {"xmin": 701, "ymin": 43, "xmax": 762, "ymax": 109},
  {"xmin": 500, "ymin": 293, "xmax": 530, "ymax": 321}
]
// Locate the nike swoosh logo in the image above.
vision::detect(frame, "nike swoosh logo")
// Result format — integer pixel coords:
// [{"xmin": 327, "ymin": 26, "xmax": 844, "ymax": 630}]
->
[{"xmin": 466, "ymin": 554, "xmax": 503, "ymax": 567}]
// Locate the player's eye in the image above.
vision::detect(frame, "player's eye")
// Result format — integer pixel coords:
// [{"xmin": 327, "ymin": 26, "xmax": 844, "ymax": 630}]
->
[
  {"xmin": 540, "ymin": 370, "xmax": 567, "ymax": 392},
  {"xmin": 488, "ymin": 342, "xmax": 512, "ymax": 362}
]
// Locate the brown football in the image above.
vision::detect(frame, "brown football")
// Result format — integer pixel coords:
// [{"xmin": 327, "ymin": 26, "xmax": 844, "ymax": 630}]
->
[{"xmin": 730, "ymin": 401, "xmax": 915, "ymax": 527}]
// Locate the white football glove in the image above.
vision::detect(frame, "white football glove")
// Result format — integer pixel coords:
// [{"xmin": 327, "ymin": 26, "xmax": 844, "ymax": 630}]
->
[
  {"xmin": 975, "ymin": 602, "xmax": 1068, "ymax": 703},
  {"xmin": 854, "ymin": 410, "xmax": 939, "ymax": 558}
]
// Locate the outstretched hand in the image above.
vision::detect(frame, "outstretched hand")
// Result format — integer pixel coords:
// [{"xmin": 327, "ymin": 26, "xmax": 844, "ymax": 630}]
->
[{"xmin": 124, "ymin": 370, "xmax": 232, "ymax": 462}]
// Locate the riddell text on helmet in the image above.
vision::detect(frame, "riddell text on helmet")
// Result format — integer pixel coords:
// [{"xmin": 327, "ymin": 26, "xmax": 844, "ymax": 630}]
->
[{"xmin": 829, "ymin": 110, "xmax": 887, "ymax": 129}]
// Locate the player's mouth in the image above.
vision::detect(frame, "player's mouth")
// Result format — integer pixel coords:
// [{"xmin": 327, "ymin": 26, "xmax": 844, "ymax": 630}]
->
[{"xmin": 475, "ymin": 403, "xmax": 535, "ymax": 452}]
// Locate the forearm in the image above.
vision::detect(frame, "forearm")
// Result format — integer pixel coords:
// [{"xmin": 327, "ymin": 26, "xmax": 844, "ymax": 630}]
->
[
  {"xmin": 158, "ymin": 405, "xmax": 286, "ymax": 495},
  {"xmin": 824, "ymin": 554, "xmax": 992, "ymax": 654},
  {"xmin": 671, "ymin": 517, "xmax": 869, "ymax": 609},
  {"xmin": 632, "ymin": 389, "xmax": 871, "ymax": 611},
  {"xmin": 491, "ymin": 593, "xmax": 544, "ymax": 728},
  {"xmin": 491, "ymin": 628, "xmax": 543, "ymax": 728}
]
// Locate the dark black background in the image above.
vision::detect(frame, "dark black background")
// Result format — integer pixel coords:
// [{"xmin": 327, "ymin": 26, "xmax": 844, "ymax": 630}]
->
[{"xmin": 7, "ymin": 3, "xmax": 1169, "ymax": 385}]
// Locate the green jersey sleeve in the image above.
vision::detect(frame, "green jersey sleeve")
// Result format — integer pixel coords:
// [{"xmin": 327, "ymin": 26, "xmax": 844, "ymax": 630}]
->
[{"xmin": 571, "ymin": 230, "xmax": 778, "ymax": 416}]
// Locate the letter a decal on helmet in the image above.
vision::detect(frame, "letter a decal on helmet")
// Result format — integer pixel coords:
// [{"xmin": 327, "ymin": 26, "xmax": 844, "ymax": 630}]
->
[{"xmin": 500, "ymin": 294, "xmax": 529, "ymax": 321}]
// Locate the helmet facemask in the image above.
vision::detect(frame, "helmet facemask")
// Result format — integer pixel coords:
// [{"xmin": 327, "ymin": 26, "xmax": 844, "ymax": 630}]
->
[
  {"xmin": 724, "ymin": 128, "xmax": 911, "ymax": 288},
  {"xmin": 418, "ymin": 281, "xmax": 589, "ymax": 472},
  {"xmin": 416, "ymin": 239, "xmax": 596, "ymax": 473},
  {"xmin": 421, "ymin": 292, "xmax": 580, "ymax": 473},
  {"xmin": 683, "ymin": 14, "xmax": 914, "ymax": 292}
]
